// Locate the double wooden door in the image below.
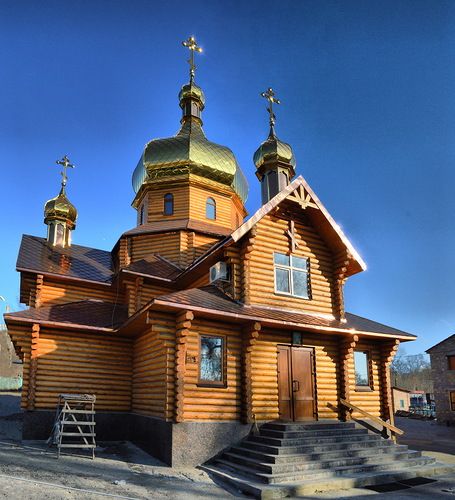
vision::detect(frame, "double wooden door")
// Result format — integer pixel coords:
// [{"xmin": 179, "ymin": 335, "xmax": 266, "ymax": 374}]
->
[{"xmin": 277, "ymin": 345, "xmax": 316, "ymax": 421}]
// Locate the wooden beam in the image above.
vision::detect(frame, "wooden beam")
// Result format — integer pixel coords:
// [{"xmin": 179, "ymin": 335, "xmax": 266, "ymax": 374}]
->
[
  {"xmin": 241, "ymin": 322, "xmax": 261, "ymax": 424},
  {"xmin": 338, "ymin": 334, "xmax": 358, "ymax": 421},
  {"xmin": 27, "ymin": 323, "xmax": 40, "ymax": 410},
  {"xmin": 340, "ymin": 398, "xmax": 404, "ymax": 437},
  {"xmin": 174, "ymin": 310, "xmax": 194, "ymax": 423},
  {"xmin": 380, "ymin": 339, "xmax": 400, "ymax": 431}
]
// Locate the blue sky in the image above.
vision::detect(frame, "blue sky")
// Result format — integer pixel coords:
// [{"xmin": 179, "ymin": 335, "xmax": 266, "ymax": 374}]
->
[{"xmin": 0, "ymin": 0, "xmax": 454, "ymax": 354}]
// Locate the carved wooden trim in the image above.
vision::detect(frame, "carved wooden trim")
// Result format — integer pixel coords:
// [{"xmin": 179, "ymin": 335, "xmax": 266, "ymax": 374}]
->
[
  {"xmin": 34, "ymin": 274, "xmax": 44, "ymax": 308},
  {"xmin": 242, "ymin": 322, "xmax": 261, "ymax": 424},
  {"xmin": 287, "ymin": 184, "xmax": 319, "ymax": 210},
  {"xmin": 333, "ymin": 253, "xmax": 350, "ymax": 321},
  {"xmin": 241, "ymin": 228, "xmax": 257, "ymax": 305},
  {"xmin": 27, "ymin": 323, "xmax": 40, "ymax": 410},
  {"xmin": 174, "ymin": 310, "xmax": 194, "ymax": 423},
  {"xmin": 338, "ymin": 334, "xmax": 358, "ymax": 420},
  {"xmin": 380, "ymin": 339, "xmax": 400, "ymax": 424}
]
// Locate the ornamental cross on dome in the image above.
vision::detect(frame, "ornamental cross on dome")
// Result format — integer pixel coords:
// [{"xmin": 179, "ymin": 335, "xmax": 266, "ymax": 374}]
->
[
  {"xmin": 261, "ymin": 87, "xmax": 280, "ymax": 130},
  {"xmin": 182, "ymin": 36, "xmax": 202, "ymax": 83},
  {"xmin": 286, "ymin": 220, "xmax": 300, "ymax": 252},
  {"xmin": 56, "ymin": 155, "xmax": 75, "ymax": 188}
]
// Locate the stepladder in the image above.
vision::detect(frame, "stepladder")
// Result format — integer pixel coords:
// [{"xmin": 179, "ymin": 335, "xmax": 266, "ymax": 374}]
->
[{"xmin": 48, "ymin": 394, "xmax": 96, "ymax": 459}]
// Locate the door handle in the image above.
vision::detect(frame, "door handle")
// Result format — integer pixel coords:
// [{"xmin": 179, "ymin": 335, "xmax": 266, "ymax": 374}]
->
[{"xmin": 292, "ymin": 380, "xmax": 300, "ymax": 392}]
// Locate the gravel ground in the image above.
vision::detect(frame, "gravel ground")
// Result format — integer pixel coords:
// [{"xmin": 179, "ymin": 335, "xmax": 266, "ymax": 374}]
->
[
  {"xmin": 2, "ymin": 393, "xmax": 455, "ymax": 499},
  {"xmin": 0, "ymin": 392, "xmax": 235, "ymax": 499}
]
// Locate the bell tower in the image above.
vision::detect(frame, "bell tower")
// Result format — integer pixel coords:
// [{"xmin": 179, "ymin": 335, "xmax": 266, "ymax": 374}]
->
[
  {"xmin": 44, "ymin": 155, "xmax": 78, "ymax": 247},
  {"xmin": 254, "ymin": 88, "xmax": 296, "ymax": 204}
]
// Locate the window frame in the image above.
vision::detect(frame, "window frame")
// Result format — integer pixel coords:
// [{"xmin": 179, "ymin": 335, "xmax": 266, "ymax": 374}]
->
[
  {"xmin": 273, "ymin": 252, "xmax": 311, "ymax": 300},
  {"xmin": 197, "ymin": 334, "xmax": 227, "ymax": 388},
  {"xmin": 448, "ymin": 355, "xmax": 455, "ymax": 371},
  {"xmin": 354, "ymin": 350, "xmax": 373, "ymax": 391},
  {"xmin": 450, "ymin": 391, "xmax": 455, "ymax": 411},
  {"xmin": 163, "ymin": 193, "xmax": 174, "ymax": 216},
  {"xmin": 206, "ymin": 197, "xmax": 216, "ymax": 220}
]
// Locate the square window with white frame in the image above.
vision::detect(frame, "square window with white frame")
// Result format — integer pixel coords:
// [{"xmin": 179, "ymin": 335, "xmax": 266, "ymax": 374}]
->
[{"xmin": 274, "ymin": 252, "xmax": 311, "ymax": 299}]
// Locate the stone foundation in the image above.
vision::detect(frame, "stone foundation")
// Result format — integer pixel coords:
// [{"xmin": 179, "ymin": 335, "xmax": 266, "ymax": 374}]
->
[{"xmin": 22, "ymin": 411, "xmax": 251, "ymax": 466}]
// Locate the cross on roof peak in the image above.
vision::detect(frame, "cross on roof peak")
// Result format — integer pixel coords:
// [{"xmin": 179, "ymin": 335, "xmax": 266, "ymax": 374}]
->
[
  {"xmin": 182, "ymin": 36, "xmax": 203, "ymax": 83},
  {"xmin": 261, "ymin": 87, "xmax": 281, "ymax": 135},
  {"xmin": 55, "ymin": 155, "xmax": 75, "ymax": 189}
]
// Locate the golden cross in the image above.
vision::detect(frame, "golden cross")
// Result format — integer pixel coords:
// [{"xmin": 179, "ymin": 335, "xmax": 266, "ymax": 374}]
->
[
  {"xmin": 182, "ymin": 36, "xmax": 202, "ymax": 82},
  {"xmin": 261, "ymin": 87, "xmax": 280, "ymax": 130},
  {"xmin": 286, "ymin": 220, "xmax": 299, "ymax": 252},
  {"xmin": 56, "ymin": 155, "xmax": 75, "ymax": 187}
]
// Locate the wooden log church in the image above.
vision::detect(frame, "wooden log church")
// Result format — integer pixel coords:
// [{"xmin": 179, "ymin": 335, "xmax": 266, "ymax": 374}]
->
[{"xmin": 5, "ymin": 37, "xmax": 416, "ymax": 466}]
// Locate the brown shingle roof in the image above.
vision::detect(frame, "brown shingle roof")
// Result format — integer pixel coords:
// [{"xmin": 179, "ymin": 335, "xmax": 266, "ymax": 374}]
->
[
  {"xmin": 123, "ymin": 256, "xmax": 181, "ymax": 281},
  {"xmin": 122, "ymin": 218, "xmax": 232, "ymax": 237},
  {"xmin": 17, "ymin": 235, "xmax": 114, "ymax": 284},
  {"xmin": 5, "ymin": 300, "xmax": 127, "ymax": 330},
  {"xmin": 153, "ymin": 286, "xmax": 416, "ymax": 340}
]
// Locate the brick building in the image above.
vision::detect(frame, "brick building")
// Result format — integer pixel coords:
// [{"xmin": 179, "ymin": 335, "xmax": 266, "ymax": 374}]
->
[{"xmin": 427, "ymin": 335, "xmax": 455, "ymax": 425}]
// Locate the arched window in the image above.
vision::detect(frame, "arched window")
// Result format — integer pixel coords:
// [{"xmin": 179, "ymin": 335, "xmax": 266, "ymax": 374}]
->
[
  {"xmin": 164, "ymin": 193, "xmax": 174, "ymax": 216},
  {"xmin": 206, "ymin": 197, "xmax": 216, "ymax": 220}
]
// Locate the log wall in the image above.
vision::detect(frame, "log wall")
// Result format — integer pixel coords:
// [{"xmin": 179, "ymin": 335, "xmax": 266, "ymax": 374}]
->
[
  {"xmin": 132, "ymin": 312, "xmax": 175, "ymax": 419},
  {"xmin": 246, "ymin": 214, "xmax": 336, "ymax": 316},
  {"xmin": 130, "ymin": 233, "xmax": 181, "ymax": 265},
  {"xmin": 39, "ymin": 279, "xmax": 123, "ymax": 307},
  {"xmin": 348, "ymin": 340, "xmax": 383, "ymax": 418},
  {"xmin": 180, "ymin": 318, "xmax": 243, "ymax": 421},
  {"xmin": 7, "ymin": 324, "xmax": 133, "ymax": 411},
  {"xmin": 6, "ymin": 324, "xmax": 31, "ymax": 409}
]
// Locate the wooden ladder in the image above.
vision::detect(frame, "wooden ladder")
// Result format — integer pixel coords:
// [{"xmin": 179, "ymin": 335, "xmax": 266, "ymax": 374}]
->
[{"xmin": 49, "ymin": 394, "xmax": 96, "ymax": 459}]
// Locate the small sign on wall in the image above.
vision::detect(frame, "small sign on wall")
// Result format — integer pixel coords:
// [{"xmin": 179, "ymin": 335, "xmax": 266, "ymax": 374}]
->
[{"xmin": 186, "ymin": 353, "xmax": 198, "ymax": 364}]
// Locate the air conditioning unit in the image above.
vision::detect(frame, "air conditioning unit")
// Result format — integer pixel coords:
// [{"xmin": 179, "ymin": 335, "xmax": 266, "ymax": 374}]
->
[{"xmin": 209, "ymin": 261, "xmax": 229, "ymax": 283}]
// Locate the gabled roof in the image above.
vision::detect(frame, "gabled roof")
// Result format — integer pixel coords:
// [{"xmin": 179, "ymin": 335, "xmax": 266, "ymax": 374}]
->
[
  {"xmin": 180, "ymin": 176, "xmax": 367, "ymax": 281},
  {"xmin": 426, "ymin": 334, "xmax": 455, "ymax": 353},
  {"xmin": 150, "ymin": 286, "xmax": 416, "ymax": 340},
  {"xmin": 4, "ymin": 300, "xmax": 127, "ymax": 331},
  {"xmin": 17, "ymin": 235, "xmax": 114, "ymax": 284},
  {"xmin": 231, "ymin": 176, "xmax": 366, "ymax": 275}
]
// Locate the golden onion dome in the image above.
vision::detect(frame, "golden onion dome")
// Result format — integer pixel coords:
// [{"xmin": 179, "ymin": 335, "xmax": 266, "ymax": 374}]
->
[
  {"xmin": 44, "ymin": 187, "xmax": 77, "ymax": 227},
  {"xmin": 132, "ymin": 81, "xmax": 248, "ymax": 202},
  {"xmin": 253, "ymin": 132, "xmax": 296, "ymax": 170}
]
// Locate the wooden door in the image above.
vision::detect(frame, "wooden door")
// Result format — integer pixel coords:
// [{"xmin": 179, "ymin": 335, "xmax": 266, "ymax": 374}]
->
[{"xmin": 277, "ymin": 346, "xmax": 315, "ymax": 421}]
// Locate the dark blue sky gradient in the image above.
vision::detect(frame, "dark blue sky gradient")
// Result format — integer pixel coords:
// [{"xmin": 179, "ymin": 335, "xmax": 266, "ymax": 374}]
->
[{"xmin": 0, "ymin": 1, "xmax": 454, "ymax": 354}]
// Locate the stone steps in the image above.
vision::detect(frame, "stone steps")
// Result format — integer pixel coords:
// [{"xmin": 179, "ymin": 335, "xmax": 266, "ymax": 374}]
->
[
  {"xmin": 202, "ymin": 461, "xmax": 455, "ymax": 499},
  {"xmin": 230, "ymin": 442, "xmax": 407, "ymax": 464},
  {"xmin": 217, "ymin": 451, "xmax": 427, "ymax": 482},
  {"xmin": 247, "ymin": 431, "xmax": 380, "ymax": 449},
  {"xmin": 242, "ymin": 433, "xmax": 384, "ymax": 455},
  {"xmin": 202, "ymin": 420, "xmax": 445, "ymax": 498}
]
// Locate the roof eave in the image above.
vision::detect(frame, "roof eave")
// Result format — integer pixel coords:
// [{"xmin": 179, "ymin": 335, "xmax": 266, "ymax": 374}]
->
[{"xmin": 151, "ymin": 299, "xmax": 416, "ymax": 341}]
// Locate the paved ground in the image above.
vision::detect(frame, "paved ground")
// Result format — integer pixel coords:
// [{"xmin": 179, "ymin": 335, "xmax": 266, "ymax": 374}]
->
[{"xmin": 1, "ymin": 393, "xmax": 455, "ymax": 499}]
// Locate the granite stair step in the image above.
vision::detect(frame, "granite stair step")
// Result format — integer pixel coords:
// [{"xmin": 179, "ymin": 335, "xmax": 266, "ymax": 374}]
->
[
  {"xmin": 261, "ymin": 421, "xmax": 356, "ymax": 432},
  {"xmin": 214, "ymin": 454, "xmax": 433, "ymax": 484},
  {"xmin": 260, "ymin": 427, "xmax": 368, "ymax": 439},
  {"xmin": 248, "ymin": 432, "xmax": 379, "ymax": 448},
  {"xmin": 220, "ymin": 448, "xmax": 420, "ymax": 475},
  {"xmin": 201, "ymin": 461, "xmax": 455, "ymax": 498},
  {"xmin": 230, "ymin": 442, "xmax": 406, "ymax": 464}
]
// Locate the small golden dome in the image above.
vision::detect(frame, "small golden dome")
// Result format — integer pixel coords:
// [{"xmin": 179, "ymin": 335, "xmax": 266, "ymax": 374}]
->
[
  {"xmin": 44, "ymin": 187, "xmax": 77, "ymax": 227},
  {"xmin": 178, "ymin": 82, "xmax": 205, "ymax": 109},
  {"xmin": 253, "ymin": 133, "xmax": 296, "ymax": 170}
]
